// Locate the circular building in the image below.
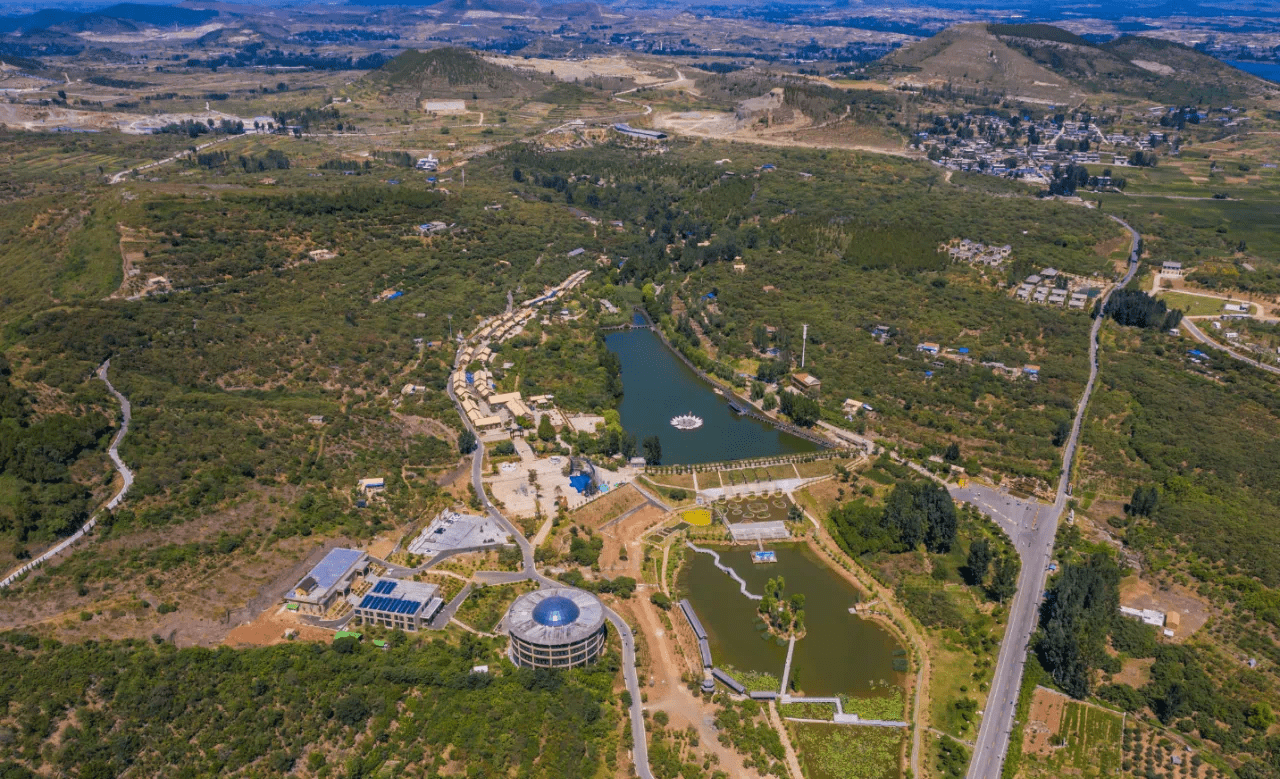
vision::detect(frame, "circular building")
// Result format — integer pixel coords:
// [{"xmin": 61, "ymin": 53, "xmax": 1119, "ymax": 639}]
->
[{"xmin": 507, "ymin": 587, "xmax": 607, "ymax": 669}]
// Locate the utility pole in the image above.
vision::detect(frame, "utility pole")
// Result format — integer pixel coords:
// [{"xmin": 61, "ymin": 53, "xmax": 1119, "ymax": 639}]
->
[{"xmin": 801, "ymin": 323, "xmax": 808, "ymax": 368}]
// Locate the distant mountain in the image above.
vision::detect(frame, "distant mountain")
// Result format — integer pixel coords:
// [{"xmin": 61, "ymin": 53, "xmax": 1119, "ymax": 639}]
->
[
  {"xmin": 363, "ymin": 47, "xmax": 542, "ymax": 104},
  {"xmin": 875, "ymin": 22, "xmax": 1275, "ymax": 105},
  {"xmin": 0, "ymin": 8, "xmax": 83, "ymax": 33},
  {"xmin": 0, "ymin": 3, "xmax": 217, "ymax": 34}
]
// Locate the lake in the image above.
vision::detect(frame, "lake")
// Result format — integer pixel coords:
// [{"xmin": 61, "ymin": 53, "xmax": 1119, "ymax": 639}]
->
[
  {"xmin": 1228, "ymin": 60, "xmax": 1280, "ymax": 84},
  {"xmin": 604, "ymin": 323, "xmax": 818, "ymax": 465},
  {"xmin": 679, "ymin": 542, "xmax": 903, "ymax": 698}
]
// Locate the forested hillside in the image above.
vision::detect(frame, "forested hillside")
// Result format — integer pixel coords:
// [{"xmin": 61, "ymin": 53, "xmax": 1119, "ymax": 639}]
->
[
  {"xmin": 0, "ymin": 630, "xmax": 622, "ymax": 777},
  {"xmin": 498, "ymin": 141, "xmax": 1123, "ymax": 485}
]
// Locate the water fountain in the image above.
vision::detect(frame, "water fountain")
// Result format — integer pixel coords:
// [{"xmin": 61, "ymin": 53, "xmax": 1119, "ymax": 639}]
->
[{"xmin": 670, "ymin": 412, "xmax": 704, "ymax": 431}]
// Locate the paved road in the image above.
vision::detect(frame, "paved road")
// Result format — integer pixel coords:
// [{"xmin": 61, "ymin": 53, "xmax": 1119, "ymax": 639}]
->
[
  {"xmin": 1181, "ymin": 318, "xmax": 1280, "ymax": 376},
  {"xmin": 964, "ymin": 215, "xmax": 1139, "ymax": 779},
  {"xmin": 448, "ymin": 369, "xmax": 653, "ymax": 779},
  {"xmin": 0, "ymin": 359, "xmax": 134, "ymax": 588}
]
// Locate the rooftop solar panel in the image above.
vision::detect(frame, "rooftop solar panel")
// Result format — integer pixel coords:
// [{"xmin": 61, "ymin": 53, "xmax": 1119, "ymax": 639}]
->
[
  {"xmin": 384, "ymin": 581, "xmax": 398, "ymax": 594},
  {"xmin": 305, "ymin": 548, "xmax": 365, "ymax": 593},
  {"xmin": 359, "ymin": 595, "xmax": 373, "ymax": 608},
  {"xmin": 371, "ymin": 581, "xmax": 384, "ymax": 594}
]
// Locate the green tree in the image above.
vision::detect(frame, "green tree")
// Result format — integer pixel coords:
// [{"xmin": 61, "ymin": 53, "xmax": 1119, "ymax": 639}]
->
[
  {"xmin": 990, "ymin": 554, "xmax": 1019, "ymax": 603},
  {"xmin": 458, "ymin": 429, "xmax": 477, "ymax": 454},
  {"xmin": 537, "ymin": 414, "xmax": 555, "ymax": 442},
  {"xmin": 965, "ymin": 538, "xmax": 992, "ymax": 586},
  {"xmin": 642, "ymin": 435, "xmax": 662, "ymax": 465},
  {"xmin": 943, "ymin": 442, "xmax": 961, "ymax": 463}
]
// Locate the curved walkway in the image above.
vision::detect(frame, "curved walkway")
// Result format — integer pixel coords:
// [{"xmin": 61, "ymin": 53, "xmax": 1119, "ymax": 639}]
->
[
  {"xmin": 684, "ymin": 541, "xmax": 762, "ymax": 600},
  {"xmin": 0, "ymin": 359, "xmax": 134, "ymax": 588}
]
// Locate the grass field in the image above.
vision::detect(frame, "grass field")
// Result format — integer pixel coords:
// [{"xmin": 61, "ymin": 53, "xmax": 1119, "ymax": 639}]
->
[
  {"xmin": 790, "ymin": 722, "xmax": 902, "ymax": 779},
  {"xmin": 1155, "ymin": 291, "xmax": 1242, "ymax": 317},
  {"xmin": 453, "ymin": 581, "xmax": 535, "ymax": 633}
]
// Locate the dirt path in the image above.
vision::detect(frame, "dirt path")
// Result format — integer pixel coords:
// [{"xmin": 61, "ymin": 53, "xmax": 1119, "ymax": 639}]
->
[
  {"xmin": 769, "ymin": 701, "xmax": 805, "ymax": 779},
  {"xmin": 629, "ymin": 598, "xmax": 761, "ymax": 777}
]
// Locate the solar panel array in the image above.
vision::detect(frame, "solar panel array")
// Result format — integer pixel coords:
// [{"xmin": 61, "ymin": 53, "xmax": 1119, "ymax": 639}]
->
[
  {"xmin": 357, "ymin": 594, "xmax": 422, "ymax": 615},
  {"xmin": 371, "ymin": 580, "xmax": 398, "ymax": 595}
]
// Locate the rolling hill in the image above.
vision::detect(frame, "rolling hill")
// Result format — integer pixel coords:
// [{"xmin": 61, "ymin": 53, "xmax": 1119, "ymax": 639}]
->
[
  {"xmin": 363, "ymin": 47, "xmax": 543, "ymax": 105},
  {"xmin": 875, "ymin": 23, "xmax": 1276, "ymax": 105}
]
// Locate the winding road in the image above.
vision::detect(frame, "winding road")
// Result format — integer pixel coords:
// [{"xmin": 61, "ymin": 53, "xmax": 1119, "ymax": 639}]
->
[
  {"xmin": 963, "ymin": 215, "xmax": 1140, "ymax": 779},
  {"xmin": 0, "ymin": 359, "xmax": 134, "ymax": 588},
  {"xmin": 448, "ymin": 375, "xmax": 653, "ymax": 779},
  {"xmin": 1180, "ymin": 318, "xmax": 1280, "ymax": 377}
]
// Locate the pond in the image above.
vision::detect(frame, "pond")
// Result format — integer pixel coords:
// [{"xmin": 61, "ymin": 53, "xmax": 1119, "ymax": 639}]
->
[
  {"xmin": 604, "ymin": 321, "xmax": 819, "ymax": 465},
  {"xmin": 679, "ymin": 542, "xmax": 904, "ymax": 699}
]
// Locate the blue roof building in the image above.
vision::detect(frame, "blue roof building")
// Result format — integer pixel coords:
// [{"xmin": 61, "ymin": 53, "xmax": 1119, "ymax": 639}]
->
[{"xmin": 285, "ymin": 548, "xmax": 369, "ymax": 616}]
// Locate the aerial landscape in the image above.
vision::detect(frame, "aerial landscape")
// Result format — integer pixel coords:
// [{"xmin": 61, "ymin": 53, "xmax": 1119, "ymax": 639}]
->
[{"xmin": 2, "ymin": 0, "xmax": 1280, "ymax": 776}]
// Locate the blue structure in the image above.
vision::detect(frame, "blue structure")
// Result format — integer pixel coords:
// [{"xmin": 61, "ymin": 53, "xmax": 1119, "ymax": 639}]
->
[
  {"xmin": 569, "ymin": 472, "xmax": 592, "ymax": 494},
  {"xmin": 956, "ymin": 347, "xmax": 970, "ymax": 355},
  {"xmin": 309, "ymin": 549, "xmax": 365, "ymax": 593},
  {"xmin": 532, "ymin": 596, "xmax": 581, "ymax": 627}
]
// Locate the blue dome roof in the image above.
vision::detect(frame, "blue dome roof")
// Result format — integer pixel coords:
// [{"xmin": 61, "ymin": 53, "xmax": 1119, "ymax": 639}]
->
[{"xmin": 532, "ymin": 595, "xmax": 581, "ymax": 627}]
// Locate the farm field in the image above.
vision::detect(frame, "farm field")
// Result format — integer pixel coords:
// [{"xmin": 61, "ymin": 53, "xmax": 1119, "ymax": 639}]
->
[{"xmin": 1019, "ymin": 687, "xmax": 1124, "ymax": 778}]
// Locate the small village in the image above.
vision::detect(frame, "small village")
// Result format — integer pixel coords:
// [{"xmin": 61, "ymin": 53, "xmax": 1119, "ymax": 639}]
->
[{"xmin": 915, "ymin": 106, "xmax": 1249, "ymax": 184}]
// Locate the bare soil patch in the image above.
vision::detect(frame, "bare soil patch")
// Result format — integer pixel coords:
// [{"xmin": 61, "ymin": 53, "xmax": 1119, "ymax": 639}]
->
[
  {"xmin": 1113, "ymin": 657, "xmax": 1155, "ymax": 689},
  {"xmin": 572, "ymin": 483, "xmax": 648, "ymax": 528},
  {"xmin": 225, "ymin": 606, "xmax": 334, "ymax": 647},
  {"xmin": 599, "ymin": 503, "xmax": 667, "ymax": 578},
  {"xmin": 1119, "ymin": 575, "xmax": 1212, "ymax": 641},
  {"xmin": 1025, "ymin": 686, "xmax": 1068, "ymax": 758}
]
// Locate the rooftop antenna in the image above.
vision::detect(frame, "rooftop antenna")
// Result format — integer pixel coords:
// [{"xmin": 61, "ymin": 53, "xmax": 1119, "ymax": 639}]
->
[{"xmin": 801, "ymin": 323, "xmax": 808, "ymax": 368}]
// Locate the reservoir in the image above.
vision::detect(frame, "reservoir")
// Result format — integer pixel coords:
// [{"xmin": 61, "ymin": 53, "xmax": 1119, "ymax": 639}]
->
[
  {"xmin": 604, "ymin": 322, "xmax": 819, "ymax": 465},
  {"xmin": 679, "ymin": 542, "xmax": 903, "ymax": 698},
  {"xmin": 1227, "ymin": 60, "xmax": 1280, "ymax": 84}
]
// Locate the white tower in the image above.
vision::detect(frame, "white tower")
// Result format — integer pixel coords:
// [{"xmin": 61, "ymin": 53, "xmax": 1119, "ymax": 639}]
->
[{"xmin": 801, "ymin": 323, "xmax": 808, "ymax": 368}]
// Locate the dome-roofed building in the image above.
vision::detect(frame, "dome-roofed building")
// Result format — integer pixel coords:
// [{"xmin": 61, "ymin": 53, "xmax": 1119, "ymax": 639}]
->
[{"xmin": 507, "ymin": 587, "xmax": 607, "ymax": 669}]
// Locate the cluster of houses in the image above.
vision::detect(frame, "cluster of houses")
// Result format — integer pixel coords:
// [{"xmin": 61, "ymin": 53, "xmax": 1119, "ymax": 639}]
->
[
  {"xmin": 941, "ymin": 238, "xmax": 1012, "ymax": 267},
  {"xmin": 1013, "ymin": 268, "xmax": 1094, "ymax": 310},
  {"xmin": 452, "ymin": 309, "xmax": 539, "ymax": 434},
  {"xmin": 449, "ymin": 270, "xmax": 593, "ymax": 436},
  {"xmin": 919, "ymin": 115, "xmax": 1108, "ymax": 182}
]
